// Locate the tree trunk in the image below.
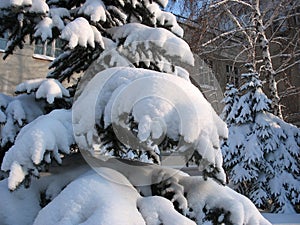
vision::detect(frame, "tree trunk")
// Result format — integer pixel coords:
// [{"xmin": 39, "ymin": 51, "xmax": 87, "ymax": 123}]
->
[{"xmin": 252, "ymin": 0, "xmax": 283, "ymax": 118}]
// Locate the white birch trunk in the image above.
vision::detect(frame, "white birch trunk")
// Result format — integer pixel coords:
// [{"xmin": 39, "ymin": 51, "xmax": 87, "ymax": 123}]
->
[{"xmin": 253, "ymin": 0, "xmax": 283, "ymax": 118}]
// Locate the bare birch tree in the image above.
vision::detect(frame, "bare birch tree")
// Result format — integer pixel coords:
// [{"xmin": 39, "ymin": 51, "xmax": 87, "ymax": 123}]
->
[{"xmin": 171, "ymin": 0, "xmax": 300, "ymax": 119}]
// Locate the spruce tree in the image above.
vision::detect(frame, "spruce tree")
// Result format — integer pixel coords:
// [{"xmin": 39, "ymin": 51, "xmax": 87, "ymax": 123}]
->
[{"xmin": 222, "ymin": 64, "xmax": 300, "ymax": 213}]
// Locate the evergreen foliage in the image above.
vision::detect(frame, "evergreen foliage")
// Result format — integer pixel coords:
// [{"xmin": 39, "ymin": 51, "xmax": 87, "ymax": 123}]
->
[{"xmin": 222, "ymin": 65, "xmax": 300, "ymax": 213}]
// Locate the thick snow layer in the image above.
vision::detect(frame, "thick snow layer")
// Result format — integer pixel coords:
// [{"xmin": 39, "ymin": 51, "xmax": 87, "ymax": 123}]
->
[
  {"xmin": 0, "ymin": 157, "xmax": 90, "ymax": 225},
  {"xmin": 49, "ymin": 8, "xmax": 69, "ymax": 31},
  {"xmin": 0, "ymin": 154, "xmax": 272, "ymax": 225},
  {"xmin": 73, "ymin": 67, "xmax": 228, "ymax": 182},
  {"xmin": 107, "ymin": 23, "xmax": 194, "ymax": 66},
  {"xmin": 49, "ymin": 7, "xmax": 70, "ymax": 19},
  {"xmin": 263, "ymin": 213, "xmax": 300, "ymax": 225},
  {"xmin": 33, "ymin": 169, "xmax": 145, "ymax": 225},
  {"xmin": 155, "ymin": 0, "xmax": 168, "ymax": 8},
  {"xmin": 61, "ymin": 17, "xmax": 104, "ymax": 49},
  {"xmin": 137, "ymin": 196, "xmax": 196, "ymax": 225},
  {"xmin": 78, "ymin": 0, "xmax": 106, "ymax": 22},
  {"xmin": 1, "ymin": 109, "xmax": 74, "ymax": 190},
  {"xmin": 147, "ymin": 3, "xmax": 184, "ymax": 37},
  {"xmin": 179, "ymin": 175, "xmax": 271, "ymax": 225},
  {"xmin": 0, "ymin": 179, "xmax": 41, "ymax": 225},
  {"xmin": 34, "ymin": 17, "xmax": 53, "ymax": 41},
  {"xmin": 4, "ymin": 0, "xmax": 31, "ymax": 8},
  {"xmin": 2, "ymin": 0, "xmax": 49, "ymax": 13},
  {"xmin": 16, "ymin": 78, "xmax": 70, "ymax": 104},
  {"xmin": 0, "ymin": 0, "xmax": 11, "ymax": 8},
  {"xmin": 81, "ymin": 29, "xmax": 191, "ymax": 83},
  {"xmin": 0, "ymin": 93, "xmax": 13, "ymax": 109},
  {"xmin": 0, "ymin": 110, "xmax": 6, "ymax": 123},
  {"xmin": 29, "ymin": 0, "xmax": 49, "ymax": 13}
]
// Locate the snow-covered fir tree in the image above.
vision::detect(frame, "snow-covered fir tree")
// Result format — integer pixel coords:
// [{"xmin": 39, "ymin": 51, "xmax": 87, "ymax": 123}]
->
[
  {"xmin": 221, "ymin": 83, "xmax": 239, "ymax": 125},
  {"xmin": 0, "ymin": 1, "xmax": 272, "ymax": 224},
  {"xmin": 222, "ymin": 64, "xmax": 300, "ymax": 213}
]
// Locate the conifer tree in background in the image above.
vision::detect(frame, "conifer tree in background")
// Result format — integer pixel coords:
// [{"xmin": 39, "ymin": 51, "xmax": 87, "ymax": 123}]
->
[
  {"xmin": 221, "ymin": 83, "xmax": 239, "ymax": 125},
  {"xmin": 222, "ymin": 64, "xmax": 300, "ymax": 213}
]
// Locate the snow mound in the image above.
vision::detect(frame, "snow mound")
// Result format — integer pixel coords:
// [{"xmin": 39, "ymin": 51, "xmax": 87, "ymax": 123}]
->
[
  {"xmin": 49, "ymin": 8, "xmax": 70, "ymax": 31},
  {"xmin": 0, "ymin": 0, "xmax": 11, "ymax": 8},
  {"xmin": 0, "ymin": 93, "xmax": 13, "ymax": 109},
  {"xmin": 0, "ymin": 159, "xmax": 90, "ymax": 225},
  {"xmin": 29, "ymin": 0, "xmax": 49, "ymax": 13},
  {"xmin": 0, "ymin": 157, "xmax": 271, "ymax": 225},
  {"xmin": 0, "ymin": 110, "xmax": 6, "ymax": 123},
  {"xmin": 82, "ymin": 34, "xmax": 191, "ymax": 85},
  {"xmin": 0, "ymin": 179, "xmax": 41, "ymax": 225},
  {"xmin": 33, "ymin": 169, "xmax": 145, "ymax": 225},
  {"xmin": 1, "ymin": 109, "xmax": 74, "ymax": 190},
  {"xmin": 16, "ymin": 78, "xmax": 70, "ymax": 104},
  {"xmin": 31, "ymin": 168, "xmax": 199, "ymax": 225},
  {"xmin": 0, "ymin": 93, "xmax": 12, "ymax": 123}
]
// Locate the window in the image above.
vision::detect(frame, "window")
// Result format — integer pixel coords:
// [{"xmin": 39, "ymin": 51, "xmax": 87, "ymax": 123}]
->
[
  {"xmin": 0, "ymin": 32, "xmax": 8, "ymax": 52},
  {"xmin": 33, "ymin": 39, "xmax": 63, "ymax": 60}
]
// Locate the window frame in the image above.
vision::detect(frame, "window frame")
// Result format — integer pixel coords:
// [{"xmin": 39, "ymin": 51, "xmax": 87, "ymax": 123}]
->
[
  {"xmin": 0, "ymin": 32, "xmax": 9, "ymax": 52},
  {"xmin": 33, "ymin": 39, "xmax": 63, "ymax": 61}
]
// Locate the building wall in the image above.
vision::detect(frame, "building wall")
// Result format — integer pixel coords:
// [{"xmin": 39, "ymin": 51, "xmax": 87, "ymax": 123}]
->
[
  {"xmin": 280, "ymin": 63, "xmax": 300, "ymax": 125},
  {"xmin": 0, "ymin": 42, "xmax": 54, "ymax": 95}
]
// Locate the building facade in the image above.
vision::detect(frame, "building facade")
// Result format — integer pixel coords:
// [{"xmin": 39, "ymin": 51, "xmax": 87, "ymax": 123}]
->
[{"xmin": 0, "ymin": 37, "xmax": 61, "ymax": 95}]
